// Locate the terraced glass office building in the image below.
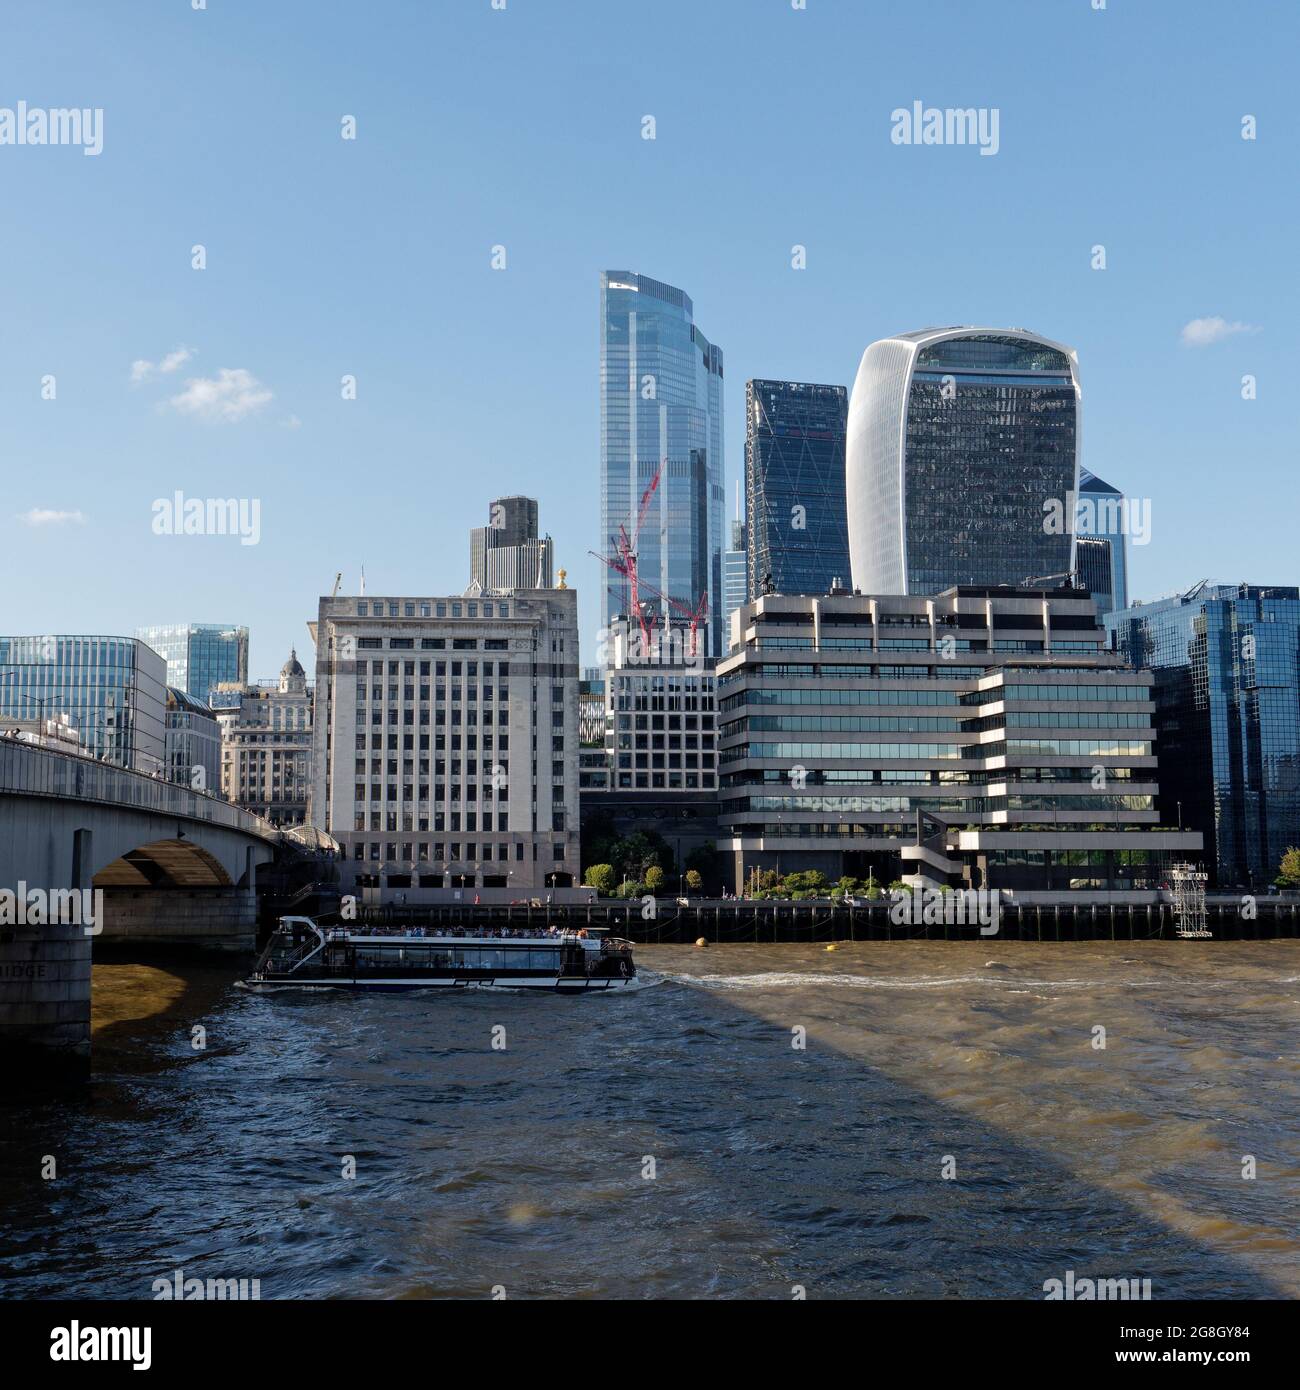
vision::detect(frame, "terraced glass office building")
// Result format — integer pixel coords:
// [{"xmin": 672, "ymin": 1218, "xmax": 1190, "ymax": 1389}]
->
[
  {"xmin": 718, "ymin": 588, "xmax": 1201, "ymax": 898},
  {"xmin": 846, "ymin": 328, "xmax": 1081, "ymax": 595}
]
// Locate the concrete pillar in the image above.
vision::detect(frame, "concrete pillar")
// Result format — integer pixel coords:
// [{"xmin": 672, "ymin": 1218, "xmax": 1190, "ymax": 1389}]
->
[{"xmin": 0, "ymin": 826, "xmax": 94, "ymax": 1080}]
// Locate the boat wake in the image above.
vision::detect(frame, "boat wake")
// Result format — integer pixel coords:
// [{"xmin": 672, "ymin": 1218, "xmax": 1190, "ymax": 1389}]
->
[{"xmin": 667, "ymin": 971, "xmax": 1180, "ymax": 992}]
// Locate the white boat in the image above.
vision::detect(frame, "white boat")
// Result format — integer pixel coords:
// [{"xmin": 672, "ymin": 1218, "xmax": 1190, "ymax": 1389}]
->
[{"xmin": 247, "ymin": 916, "xmax": 637, "ymax": 992}]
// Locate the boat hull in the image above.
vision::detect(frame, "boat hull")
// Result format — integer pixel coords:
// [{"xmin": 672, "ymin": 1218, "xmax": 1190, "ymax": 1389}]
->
[{"xmin": 246, "ymin": 973, "xmax": 636, "ymax": 992}]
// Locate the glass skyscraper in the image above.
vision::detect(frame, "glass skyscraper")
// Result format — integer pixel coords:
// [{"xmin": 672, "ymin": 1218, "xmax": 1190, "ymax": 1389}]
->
[
  {"xmin": 745, "ymin": 379, "xmax": 850, "ymax": 600},
  {"xmin": 1077, "ymin": 467, "xmax": 1128, "ymax": 616},
  {"xmin": 135, "ymin": 623, "xmax": 248, "ymax": 704},
  {"xmin": 1105, "ymin": 583, "xmax": 1300, "ymax": 888},
  {"xmin": 846, "ymin": 328, "xmax": 1081, "ymax": 595},
  {"xmin": 599, "ymin": 271, "xmax": 724, "ymax": 656},
  {"xmin": 0, "ymin": 635, "xmax": 166, "ymax": 773}
]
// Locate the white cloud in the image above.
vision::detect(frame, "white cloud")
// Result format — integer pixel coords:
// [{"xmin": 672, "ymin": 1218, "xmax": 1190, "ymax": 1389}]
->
[
  {"xmin": 131, "ymin": 345, "xmax": 194, "ymax": 383},
  {"xmin": 18, "ymin": 508, "xmax": 87, "ymax": 527},
  {"xmin": 169, "ymin": 367, "xmax": 274, "ymax": 423},
  {"xmin": 1180, "ymin": 316, "xmax": 1258, "ymax": 347}
]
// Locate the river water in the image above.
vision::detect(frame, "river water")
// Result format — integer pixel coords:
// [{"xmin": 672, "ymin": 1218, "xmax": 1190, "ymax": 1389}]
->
[{"xmin": 2, "ymin": 942, "xmax": 1298, "ymax": 1300}]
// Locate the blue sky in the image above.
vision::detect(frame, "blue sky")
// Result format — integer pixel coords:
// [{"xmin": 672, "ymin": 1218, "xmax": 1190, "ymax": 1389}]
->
[{"xmin": 1, "ymin": 0, "xmax": 1295, "ymax": 677}]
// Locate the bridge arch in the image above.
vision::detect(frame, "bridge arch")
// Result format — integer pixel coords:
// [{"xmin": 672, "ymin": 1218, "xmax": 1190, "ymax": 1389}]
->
[{"xmin": 94, "ymin": 838, "xmax": 234, "ymax": 888}]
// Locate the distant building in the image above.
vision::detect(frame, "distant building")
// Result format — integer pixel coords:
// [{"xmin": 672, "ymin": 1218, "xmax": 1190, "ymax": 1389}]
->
[
  {"xmin": 722, "ymin": 517, "xmax": 747, "ymax": 639},
  {"xmin": 135, "ymin": 623, "xmax": 248, "ymax": 704},
  {"xmin": 1076, "ymin": 468, "xmax": 1129, "ymax": 616},
  {"xmin": 600, "ymin": 270, "xmax": 724, "ymax": 657},
  {"xmin": 746, "ymin": 379, "xmax": 850, "ymax": 600},
  {"xmin": 164, "ymin": 687, "xmax": 221, "ymax": 792},
  {"xmin": 469, "ymin": 495, "xmax": 553, "ymax": 592},
  {"xmin": 0, "ymin": 635, "xmax": 166, "ymax": 773},
  {"xmin": 216, "ymin": 651, "xmax": 314, "ymax": 827},
  {"xmin": 310, "ymin": 588, "xmax": 581, "ymax": 900},
  {"xmin": 1105, "ymin": 583, "xmax": 1300, "ymax": 888},
  {"xmin": 847, "ymin": 328, "xmax": 1081, "ymax": 595},
  {"xmin": 577, "ymin": 674, "xmax": 609, "ymax": 794},
  {"xmin": 719, "ymin": 587, "xmax": 1202, "ymax": 897},
  {"xmin": 581, "ymin": 617, "xmax": 720, "ymax": 885}
]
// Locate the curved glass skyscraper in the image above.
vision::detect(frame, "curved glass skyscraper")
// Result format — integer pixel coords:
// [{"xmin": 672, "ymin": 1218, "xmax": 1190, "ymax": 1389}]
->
[
  {"xmin": 600, "ymin": 271, "xmax": 724, "ymax": 655},
  {"xmin": 846, "ymin": 328, "xmax": 1081, "ymax": 595}
]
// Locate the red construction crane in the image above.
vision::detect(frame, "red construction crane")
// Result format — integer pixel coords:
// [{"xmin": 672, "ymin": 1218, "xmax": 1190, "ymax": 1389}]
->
[{"xmin": 603, "ymin": 461, "xmax": 662, "ymax": 648}]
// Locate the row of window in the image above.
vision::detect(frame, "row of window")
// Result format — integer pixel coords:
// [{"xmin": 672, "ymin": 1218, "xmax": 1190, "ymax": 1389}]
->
[{"xmin": 349, "ymin": 839, "xmax": 565, "ymax": 862}]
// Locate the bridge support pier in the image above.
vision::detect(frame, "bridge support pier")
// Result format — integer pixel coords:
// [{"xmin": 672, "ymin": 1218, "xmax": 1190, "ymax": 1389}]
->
[{"xmin": 0, "ymin": 825, "xmax": 94, "ymax": 1079}]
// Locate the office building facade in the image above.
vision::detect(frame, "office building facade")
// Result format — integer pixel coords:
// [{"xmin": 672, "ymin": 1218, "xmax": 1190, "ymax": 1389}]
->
[
  {"xmin": 846, "ymin": 328, "xmax": 1081, "ymax": 595},
  {"xmin": 164, "ymin": 687, "xmax": 221, "ymax": 791},
  {"xmin": 136, "ymin": 623, "xmax": 249, "ymax": 704},
  {"xmin": 469, "ymin": 495, "xmax": 553, "ymax": 592},
  {"xmin": 1105, "ymin": 583, "xmax": 1300, "ymax": 888},
  {"xmin": 718, "ymin": 588, "xmax": 1201, "ymax": 898},
  {"xmin": 745, "ymin": 379, "xmax": 850, "ymax": 600},
  {"xmin": 216, "ymin": 651, "xmax": 314, "ymax": 827},
  {"xmin": 603, "ymin": 618, "xmax": 717, "ymax": 793},
  {"xmin": 600, "ymin": 270, "xmax": 724, "ymax": 656},
  {"xmin": 310, "ymin": 588, "xmax": 581, "ymax": 900},
  {"xmin": 0, "ymin": 635, "xmax": 166, "ymax": 774}
]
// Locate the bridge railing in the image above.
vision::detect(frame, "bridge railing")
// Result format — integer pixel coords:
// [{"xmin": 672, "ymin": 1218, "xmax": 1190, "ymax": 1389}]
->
[{"xmin": 0, "ymin": 737, "xmax": 280, "ymax": 841}]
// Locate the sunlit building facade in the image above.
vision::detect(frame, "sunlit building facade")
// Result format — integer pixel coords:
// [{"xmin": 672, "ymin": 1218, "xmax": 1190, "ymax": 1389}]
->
[
  {"xmin": 846, "ymin": 328, "xmax": 1081, "ymax": 595},
  {"xmin": 0, "ymin": 635, "xmax": 166, "ymax": 773},
  {"xmin": 718, "ymin": 588, "xmax": 1202, "ymax": 898},
  {"xmin": 600, "ymin": 271, "xmax": 724, "ymax": 656},
  {"xmin": 1105, "ymin": 583, "xmax": 1300, "ymax": 888},
  {"xmin": 135, "ymin": 623, "xmax": 249, "ymax": 704}
]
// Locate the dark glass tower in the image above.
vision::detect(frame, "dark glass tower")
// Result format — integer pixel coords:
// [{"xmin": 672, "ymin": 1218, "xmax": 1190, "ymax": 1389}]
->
[
  {"xmin": 745, "ymin": 380, "xmax": 850, "ymax": 600},
  {"xmin": 1077, "ymin": 467, "xmax": 1129, "ymax": 616},
  {"xmin": 599, "ymin": 272, "xmax": 724, "ymax": 656},
  {"xmin": 847, "ymin": 329, "xmax": 1081, "ymax": 595},
  {"xmin": 1105, "ymin": 583, "xmax": 1300, "ymax": 888}
]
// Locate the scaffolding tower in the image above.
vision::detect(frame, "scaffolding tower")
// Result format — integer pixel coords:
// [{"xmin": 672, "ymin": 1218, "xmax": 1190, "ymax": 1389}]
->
[{"xmin": 1167, "ymin": 863, "xmax": 1211, "ymax": 938}]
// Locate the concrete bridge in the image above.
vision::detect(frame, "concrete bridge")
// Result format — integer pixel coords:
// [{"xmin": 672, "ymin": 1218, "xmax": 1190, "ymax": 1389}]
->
[{"xmin": 0, "ymin": 738, "xmax": 280, "ymax": 1075}]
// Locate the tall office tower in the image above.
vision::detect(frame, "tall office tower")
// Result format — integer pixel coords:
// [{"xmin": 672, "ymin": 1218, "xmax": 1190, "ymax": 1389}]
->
[
  {"xmin": 135, "ymin": 623, "xmax": 249, "ymax": 704},
  {"xmin": 745, "ymin": 379, "xmax": 850, "ymax": 599},
  {"xmin": 846, "ymin": 328, "xmax": 1081, "ymax": 595},
  {"xmin": 1105, "ymin": 583, "xmax": 1300, "ymax": 888},
  {"xmin": 310, "ymin": 586, "xmax": 581, "ymax": 901},
  {"xmin": 469, "ymin": 496, "xmax": 553, "ymax": 591},
  {"xmin": 722, "ymin": 515, "xmax": 748, "ymax": 639},
  {"xmin": 718, "ymin": 587, "xmax": 1202, "ymax": 894},
  {"xmin": 1076, "ymin": 468, "xmax": 1129, "ymax": 616},
  {"xmin": 0, "ymin": 635, "xmax": 166, "ymax": 773},
  {"xmin": 599, "ymin": 271, "xmax": 724, "ymax": 656}
]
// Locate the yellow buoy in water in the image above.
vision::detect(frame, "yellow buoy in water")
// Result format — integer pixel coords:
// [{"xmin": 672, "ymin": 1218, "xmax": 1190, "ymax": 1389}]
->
[
  {"xmin": 694, "ymin": 937, "xmax": 708, "ymax": 948},
  {"xmin": 825, "ymin": 942, "xmax": 840, "ymax": 952}
]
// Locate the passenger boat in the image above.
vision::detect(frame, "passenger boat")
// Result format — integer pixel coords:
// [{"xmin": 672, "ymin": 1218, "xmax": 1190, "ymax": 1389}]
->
[{"xmin": 247, "ymin": 915, "xmax": 637, "ymax": 992}]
